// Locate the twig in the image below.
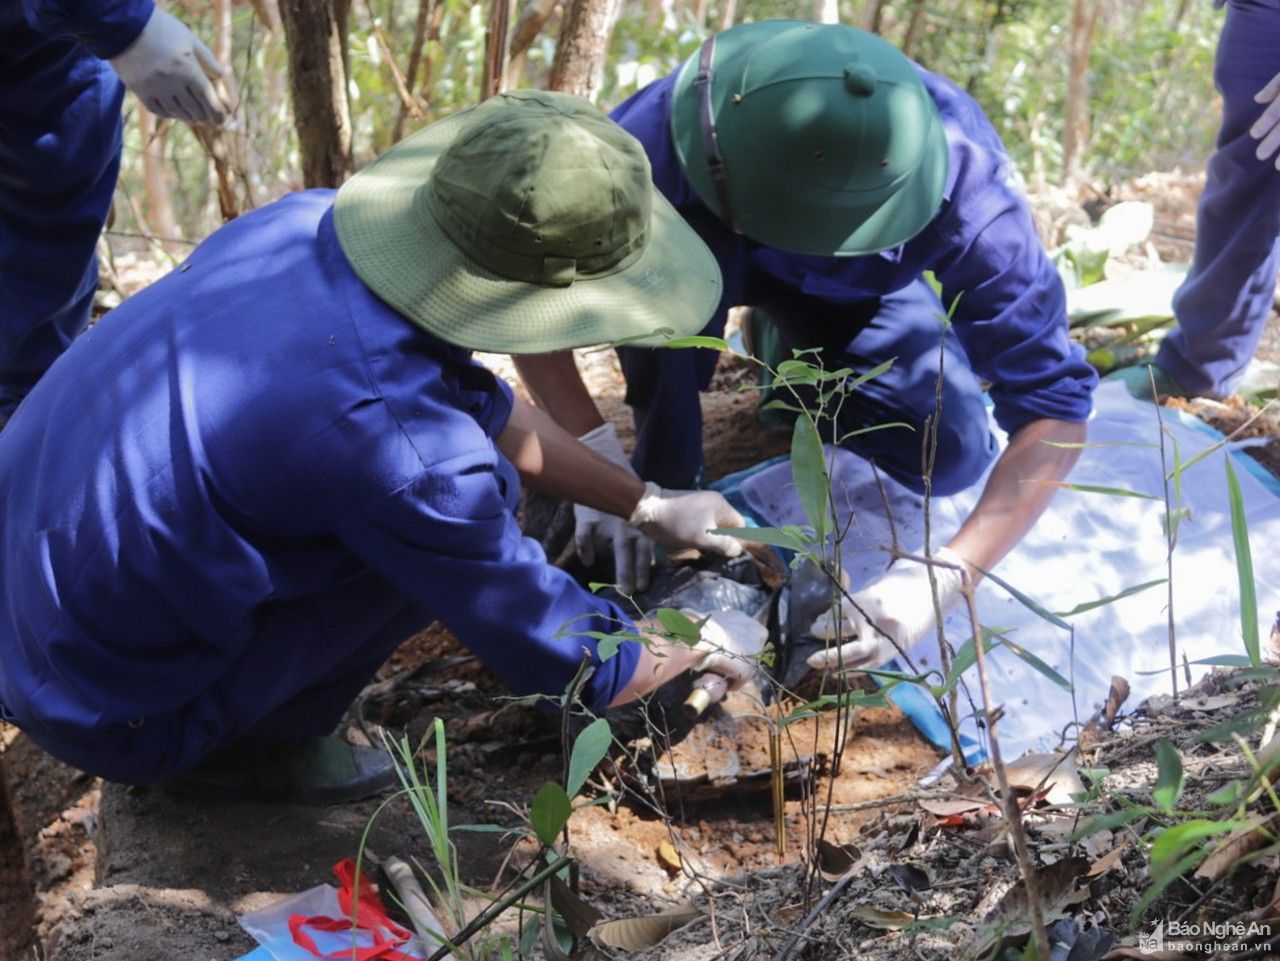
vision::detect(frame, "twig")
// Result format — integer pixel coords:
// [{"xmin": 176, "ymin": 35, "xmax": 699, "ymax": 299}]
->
[
  {"xmin": 960, "ymin": 578, "xmax": 1050, "ymax": 960},
  {"xmin": 423, "ymin": 855, "xmax": 573, "ymax": 961},
  {"xmin": 770, "ymin": 869, "xmax": 858, "ymax": 961},
  {"xmin": 1151, "ymin": 368, "xmax": 1179, "ymax": 699}
]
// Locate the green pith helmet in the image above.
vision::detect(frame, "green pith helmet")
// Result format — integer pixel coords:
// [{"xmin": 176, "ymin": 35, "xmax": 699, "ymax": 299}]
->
[{"xmin": 670, "ymin": 20, "xmax": 949, "ymax": 257}]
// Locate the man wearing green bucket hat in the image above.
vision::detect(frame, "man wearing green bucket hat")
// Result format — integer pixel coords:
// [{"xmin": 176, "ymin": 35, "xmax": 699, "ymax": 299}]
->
[
  {"xmin": 515, "ymin": 21, "xmax": 1098, "ymax": 671},
  {"xmin": 0, "ymin": 90, "xmax": 766, "ymax": 803}
]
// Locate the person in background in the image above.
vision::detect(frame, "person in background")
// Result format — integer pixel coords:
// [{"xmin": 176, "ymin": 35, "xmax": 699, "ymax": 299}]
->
[
  {"xmin": 1, "ymin": 0, "xmax": 228, "ymax": 429},
  {"xmin": 514, "ymin": 20, "xmax": 1097, "ymax": 671},
  {"xmin": 1113, "ymin": 0, "xmax": 1280, "ymax": 399},
  {"xmin": 0, "ymin": 91, "xmax": 764, "ymax": 804}
]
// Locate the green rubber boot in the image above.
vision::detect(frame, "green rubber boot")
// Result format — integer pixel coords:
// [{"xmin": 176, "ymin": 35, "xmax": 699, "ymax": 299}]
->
[{"xmin": 161, "ymin": 736, "xmax": 397, "ymax": 805}]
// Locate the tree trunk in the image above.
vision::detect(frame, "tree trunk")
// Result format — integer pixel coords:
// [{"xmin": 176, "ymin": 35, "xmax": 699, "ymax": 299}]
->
[
  {"xmin": 483, "ymin": 0, "xmax": 512, "ymax": 100},
  {"xmin": 0, "ymin": 754, "xmax": 35, "ymax": 958},
  {"xmin": 548, "ymin": 0, "xmax": 621, "ymax": 102},
  {"xmin": 393, "ymin": 0, "xmax": 433, "ymax": 141},
  {"xmin": 508, "ymin": 0, "xmax": 559, "ymax": 85},
  {"xmin": 138, "ymin": 111, "xmax": 181, "ymax": 249},
  {"xmin": 279, "ymin": 0, "xmax": 352, "ymax": 187},
  {"xmin": 901, "ymin": 0, "xmax": 927, "ymax": 56},
  {"xmin": 813, "ymin": 0, "xmax": 838, "ymax": 24},
  {"xmin": 1062, "ymin": 0, "xmax": 1101, "ymax": 185},
  {"xmin": 718, "ymin": 0, "xmax": 736, "ymax": 30},
  {"xmin": 861, "ymin": 0, "xmax": 885, "ymax": 33}
]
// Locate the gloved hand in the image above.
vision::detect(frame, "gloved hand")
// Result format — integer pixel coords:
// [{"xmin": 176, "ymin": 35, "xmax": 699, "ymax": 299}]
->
[
  {"xmin": 109, "ymin": 8, "xmax": 228, "ymax": 125},
  {"xmin": 573, "ymin": 423, "xmax": 653, "ymax": 594},
  {"xmin": 685, "ymin": 609, "xmax": 768, "ymax": 691},
  {"xmin": 629, "ymin": 483, "xmax": 745, "ymax": 558},
  {"xmin": 1252, "ymin": 68, "xmax": 1280, "ymax": 169},
  {"xmin": 806, "ymin": 546, "xmax": 968, "ymax": 672}
]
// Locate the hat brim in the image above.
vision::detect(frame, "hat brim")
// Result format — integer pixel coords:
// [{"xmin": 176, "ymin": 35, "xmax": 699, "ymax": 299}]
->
[{"xmin": 334, "ymin": 106, "xmax": 723, "ymax": 355}]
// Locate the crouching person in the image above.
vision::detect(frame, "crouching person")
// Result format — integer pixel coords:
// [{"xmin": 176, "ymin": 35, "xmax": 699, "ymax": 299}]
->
[{"xmin": 0, "ymin": 91, "xmax": 764, "ymax": 804}]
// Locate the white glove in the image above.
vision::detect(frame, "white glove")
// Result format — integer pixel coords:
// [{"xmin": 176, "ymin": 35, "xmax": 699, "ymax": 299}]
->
[
  {"xmin": 806, "ymin": 546, "xmax": 968, "ymax": 672},
  {"xmin": 686, "ymin": 609, "xmax": 768, "ymax": 691},
  {"xmin": 109, "ymin": 8, "xmax": 228, "ymax": 126},
  {"xmin": 1252, "ymin": 68, "xmax": 1280, "ymax": 169},
  {"xmin": 629, "ymin": 483, "xmax": 745, "ymax": 558},
  {"xmin": 573, "ymin": 423, "xmax": 653, "ymax": 594}
]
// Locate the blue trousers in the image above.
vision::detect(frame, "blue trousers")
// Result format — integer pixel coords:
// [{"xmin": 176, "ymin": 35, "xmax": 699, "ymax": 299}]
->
[
  {"xmin": 619, "ymin": 223, "xmax": 998, "ymax": 495},
  {"xmin": 1159, "ymin": 0, "xmax": 1280, "ymax": 397},
  {"xmin": 0, "ymin": 12, "xmax": 124, "ymax": 426}
]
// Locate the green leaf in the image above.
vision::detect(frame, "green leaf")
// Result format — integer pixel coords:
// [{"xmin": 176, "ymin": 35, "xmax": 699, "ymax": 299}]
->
[
  {"xmin": 1153, "ymin": 740, "xmax": 1184, "ymax": 812},
  {"xmin": 1044, "ymin": 480, "xmax": 1161, "ymax": 500},
  {"xmin": 566, "ymin": 719, "xmax": 612, "ymax": 798},
  {"xmin": 1054, "ymin": 579, "xmax": 1167, "ymax": 618},
  {"xmin": 791, "ymin": 415, "xmax": 830, "ymax": 544},
  {"xmin": 531, "ymin": 782, "xmax": 572, "ymax": 846},
  {"xmin": 661, "ymin": 335, "xmax": 730, "ymax": 351},
  {"xmin": 841, "ymin": 357, "xmax": 897, "ymax": 392},
  {"xmin": 1069, "ymin": 805, "xmax": 1150, "ymax": 841},
  {"xmin": 759, "ymin": 398, "xmax": 804, "ymax": 414},
  {"xmin": 655, "ymin": 608, "xmax": 703, "ymax": 644},
  {"xmin": 1149, "ymin": 819, "xmax": 1244, "ymax": 878},
  {"xmin": 1225, "ymin": 458, "xmax": 1261, "ymax": 667},
  {"xmin": 939, "ymin": 629, "xmax": 1005, "ymax": 693},
  {"xmin": 1206, "ymin": 780, "xmax": 1245, "ymax": 807},
  {"xmin": 708, "ymin": 525, "xmax": 810, "ymax": 552},
  {"xmin": 977, "ymin": 566, "xmax": 1071, "ymax": 631},
  {"xmin": 774, "ymin": 359, "xmax": 822, "ymax": 385},
  {"xmin": 1001, "ymin": 637, "xmax": 1073, "ymax": 691},
  {"xmin": 782, "ymin": 690, "xmax": 888, "ymax": 724}
]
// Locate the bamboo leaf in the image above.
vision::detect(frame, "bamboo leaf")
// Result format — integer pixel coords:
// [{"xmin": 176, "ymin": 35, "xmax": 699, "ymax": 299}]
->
[
  {"xmin": 566, "ymin": 718, "xmax": 612, "ymax": 798},
  {"xmin": 1041, "ymin": 480, "xmax": 1161, "ymax": 500},
  {"xmin": 977, "ymin": 567, "xmax": 1072, "ymax": 631},
  {"xmin": 661, "ymin": 335, "xmax": 730, "ymax": 351},
  {"xmin": 1152, "ymin": 740, "xmax": 1184, "ymax": 812},
  {"xmin": 1225, "ymin": 458, "xmax": 1261, "ymax": 667},
  {"xmin": 1001, "ymin": 637, "xmax": 1073, "ymax": 691},
  {"xmin": 1054, "ymin": 578, "xmax": 1167, "ymax": 618},
  {"xmin": 709, "ymin": 525, "xmax": 810, "ymax": 552}
]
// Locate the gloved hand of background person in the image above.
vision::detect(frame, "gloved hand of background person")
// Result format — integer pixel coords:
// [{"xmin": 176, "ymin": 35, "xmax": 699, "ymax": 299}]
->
[
  {"xmin": 573, "ymin": 422, "xmax": 654, "ymax": 594},
  {"xmin": 806, "ymin": 546, "xmax": 968, "ymax": 671},
  {"xmin": 109, "ymin": 8, "xmax": 228, "ymax": 125},
  {"xmin": 685, "ymin": 608, "xmax": 768, "ymax": 690},
  {"xmin": 629, "ymin": 483, "xmax": 746, "ymax": 558},
  {"xmin": 1253, "ymin": 68, "xmax": 1280, "ymax": 169}
]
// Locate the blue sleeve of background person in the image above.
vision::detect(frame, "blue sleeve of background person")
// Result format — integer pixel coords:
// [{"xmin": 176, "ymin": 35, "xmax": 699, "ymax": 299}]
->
[
  {"xmin": 610, "ymin": 72, "xmax": 701, "ymax": 208},
  {"xmin": 21, "ymin": 0, "xmax": 155, "ymax": 57},
  {"xmin": 333, "ymin": 456, "xmax": 642, "ymax": 713},
  {"xmin": 915, "ymin": 71, "xmax": 1097, "ymax": 434}
]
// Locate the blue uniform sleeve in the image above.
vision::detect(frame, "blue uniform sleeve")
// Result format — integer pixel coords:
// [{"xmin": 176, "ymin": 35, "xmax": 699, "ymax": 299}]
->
[
  {"xmin": 610, "ymin": 72, "xmax": 700, "ymax": 208},
  {"xmin": 332, "ymin": 453, "xmax": 642, "ymax": 713},
  {"xmin": 22, "ymin": 0, "xmax": 155, "ymax": 58},
  {"xmin": 923, "ymin": 80, "xmax": 1098, "ymax": 435}
]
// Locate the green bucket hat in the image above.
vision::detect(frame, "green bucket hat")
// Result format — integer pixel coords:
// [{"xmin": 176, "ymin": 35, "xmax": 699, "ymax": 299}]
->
[
  {"xmin": 670, "ymin": 20, "xmax": 949, "ymax": 257},
  {"xmin": 334, "ymin": 89, "xmax": 722, "ymax": 354}
]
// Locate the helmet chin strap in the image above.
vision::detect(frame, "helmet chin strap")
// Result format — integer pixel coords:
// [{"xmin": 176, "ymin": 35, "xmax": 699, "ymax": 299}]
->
[{"xmin": 693, "ymin": 35, "xmax": 739, "ymax": 234}]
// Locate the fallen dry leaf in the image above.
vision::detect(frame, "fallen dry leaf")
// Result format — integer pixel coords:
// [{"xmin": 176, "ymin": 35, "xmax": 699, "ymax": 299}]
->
[
  {"xmin": 850, "ymin": 905, "xmax": 916, "ymax": 930},
  {"xmin": 656, "ymin": 840, "xmax": 682, "ymax": 875},
  {"xmin": 815, "ymin": 839, "xmax": 863, "ymax": 882},
  {"xmin": 1086, "ymin": 839, "xmax": 1132, "ymax": 878},
  {"xmin": 918, "ymin": 798, "xmax": 988, "ymax": 817},
  {"xmin": 546, "ymin": 874, "xmax": 602, "ymax": 939},
  {"xmin": 1195, "ymin": 813, "xmax": 1275, "ymax": 881},
  {"xmin": 1001, "ymin": 751, "xmax": 1087, "ymax": 806},
  {"xmin": 587, "ymin": 904, "xmax": 700, "ymax": 951},
  {"xmin": 1182, "ymin": 693, "xmax": 1242, "ymax": 712}
]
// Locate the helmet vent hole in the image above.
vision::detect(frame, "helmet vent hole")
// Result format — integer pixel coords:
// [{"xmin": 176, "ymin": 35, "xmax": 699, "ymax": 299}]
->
[{"xmin": 814, "ymin": 149, "xmax": 825, "ymax": 160}]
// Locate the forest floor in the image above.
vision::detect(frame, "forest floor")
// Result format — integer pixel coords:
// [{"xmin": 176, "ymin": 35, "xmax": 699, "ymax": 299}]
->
[{"xmin": 3, "ymin": 168, "xmax": 1280, "ymax": 961}]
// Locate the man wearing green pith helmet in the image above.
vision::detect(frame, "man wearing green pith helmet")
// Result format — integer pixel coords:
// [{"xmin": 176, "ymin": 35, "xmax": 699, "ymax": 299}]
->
[
  {"xmin": 514, "ymin": 21, "xmax": 1099, "ymax": 672},
  {"xmin": 0, "ymin": 90, "xmax": 768, "ymax": 804}
]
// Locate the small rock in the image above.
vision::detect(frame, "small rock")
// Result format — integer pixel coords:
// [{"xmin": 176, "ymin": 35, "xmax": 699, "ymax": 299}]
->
[
  {"xmin": 215, "ymin": 931, "xmax": 231, "ymax": 943},
  {"xmin": 45, "ymin": 853, "xmax": 73, "ymax": 881}
]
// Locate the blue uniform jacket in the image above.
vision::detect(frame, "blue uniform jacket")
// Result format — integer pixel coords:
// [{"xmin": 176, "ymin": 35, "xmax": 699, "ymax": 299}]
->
[
  {"xmin": 611, "ymin": 68, "xmax": 1097, "ymax": 437},
  {"xmin": 13, "ymin": 0, "xmax": 154, "ymax": 58},
  {"xmin": 0, "ymin": 191, "xmax": 639, "ymax": 780}
]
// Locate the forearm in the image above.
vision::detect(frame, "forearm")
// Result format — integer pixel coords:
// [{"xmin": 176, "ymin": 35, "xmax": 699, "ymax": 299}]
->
[
  {"xmin": 946, "ymin": 418, "xmax": 1086, "ymax": 577},
  {"xmin": 512, "ymin": 352, "xmax": 606, "ymax": 436},
  {"xmin": 496, "ymin": 397, "xmax": 644, "ymax": 517}
]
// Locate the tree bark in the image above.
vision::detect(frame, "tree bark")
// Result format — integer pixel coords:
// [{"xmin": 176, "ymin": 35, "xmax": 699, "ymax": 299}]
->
[
  {"xmin": 901, "ymin": 0, "xmax": 927, "ymax": 56},
  {"xmin": 548, "ymin": 0, "xmax": 621, "ymax": 102},
  {"xmin": 508, "ymin": 0, "xmax": 559, "ymax": 85},
  {"xmin": 718, "ymin": 0, "xmax": 735, "ymax": 30},
  {"xmin": 0, "ymin": 754, "xmax": 35, "ymax": 958},
  {"xmin": 483, "ymin": 0, "xmax": 512, "ymax": 100},
  {"xmin": 138, "ymin": 111, "xmax": 181, "ymax": 248},
  {"xmin": 1062, "ymin": 0, "xmax": 1101, "ymax": 185},
  {"xmin": 279, "ymin": 0, "xmax": 352, "ymax": 187},
  {"xmin": 860, "ymin": 0, "xmax": 885, "ymax": 33}
]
